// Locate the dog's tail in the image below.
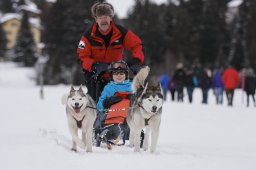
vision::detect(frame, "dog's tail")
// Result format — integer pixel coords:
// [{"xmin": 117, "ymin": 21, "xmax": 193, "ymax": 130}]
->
[
  {"xmin": 132, "ymin": 66, "xmax": 150, "ymax": 92},
  {"xmin": 61, "ymin": 94, "xmax": 69, "ymax": 105}
]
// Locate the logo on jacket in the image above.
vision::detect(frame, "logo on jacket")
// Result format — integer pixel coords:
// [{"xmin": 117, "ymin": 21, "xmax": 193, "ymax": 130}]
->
[{"xmin": 78, "ymin": 40, "xmax": 85, "ymax": 49}]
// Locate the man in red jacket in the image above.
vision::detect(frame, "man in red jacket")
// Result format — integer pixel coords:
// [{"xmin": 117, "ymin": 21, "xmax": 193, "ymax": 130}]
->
[
  {"xmin": 77, "ymin": 2, "xmax": 144, "ymax": 101},
  {"xmin": 222, "ymin": 65, "xmax": 240, "ymax": 106}
]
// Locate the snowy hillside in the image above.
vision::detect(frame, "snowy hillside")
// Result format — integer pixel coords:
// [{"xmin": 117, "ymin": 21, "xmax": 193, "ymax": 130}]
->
[{"xmin": 0, "ymin": 62, "xmax": 256, "ymax": 170}]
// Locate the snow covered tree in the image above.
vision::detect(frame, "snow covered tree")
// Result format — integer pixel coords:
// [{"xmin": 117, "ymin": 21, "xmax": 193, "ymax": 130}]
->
[
  {"xmin": 239, "ymin": 0, "xmax": 256, "ymax": 69},
  {"xmin": 14, "ymin": 11, "xmax": 38, "ymax": 66},
  {"xmin": 198, "ymin": 0, "xmax": 230, "ymax": 67},
  {"xmin": 0, "ymin": 24, "xmax": 7, "ymax": 59},
  {"xmin": 43, "ymin": 0, "xmax": 95, "ymax": 84},
  {"xmin": 126, "ymin": 0, "xmax": 166, "ymax": 65},
  {"xmin": 0, "ymin": 0, "xmax": 15, "ymax": 13}
]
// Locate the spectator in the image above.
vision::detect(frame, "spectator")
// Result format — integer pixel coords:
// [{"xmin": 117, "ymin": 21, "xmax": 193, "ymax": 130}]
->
[
  {"xmin": 222, "ymin": 65, "xmax": 240, "ymax": 106},
  {"xmin": 160, "ymin": 73, "xmax": 170, "ymax": 101},
  {"xmin": 212, "ymin": 69, "xmax": 224, "ymax": 104},
  {"xmin": 199, "ymin": 68, "xmax": 212, "ymax": 104},
  {"xmin": 173, "ymin": 63, "xmax": 186, "ymax": 102},
  {"xmin": 244, "ymin": 68, "xmax": 256, "ymax": 107},
  {"xmin": 185, "ymin": 69, "xmax": 196, "ymax": 103},
  {"xmin": 169, "ymin": 75, "xmax": 176, "ymax": 101}
]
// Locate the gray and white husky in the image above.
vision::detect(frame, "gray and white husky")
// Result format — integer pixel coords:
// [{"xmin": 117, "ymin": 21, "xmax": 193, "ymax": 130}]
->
[
  {"xmin": 61, "ymin": 85, "xmax": 97, "ymax": 152},
  {"xmin": 127, "ymin": 66, "xmax": 163, "ymax": 153}
]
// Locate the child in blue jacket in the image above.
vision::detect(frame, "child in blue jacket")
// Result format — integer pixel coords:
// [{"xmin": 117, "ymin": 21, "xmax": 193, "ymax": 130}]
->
[
  {"xmin": 97, "ymin": 60, "xmax": 132, "ymax": 110},
  {"xmin": 96, "ymin": 60, "xmax": 132, "ymax": 149}
]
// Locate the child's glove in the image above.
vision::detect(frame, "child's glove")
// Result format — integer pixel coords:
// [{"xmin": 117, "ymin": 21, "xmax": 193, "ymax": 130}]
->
[{"xmin": 103, "ymin": 96, "xmax": 122, "ymax": 109}]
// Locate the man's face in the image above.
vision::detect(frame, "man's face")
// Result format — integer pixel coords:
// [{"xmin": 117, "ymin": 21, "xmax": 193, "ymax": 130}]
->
[{"xmin": 96, "ymin": 15, "xmax": 112, "ymax": 32}]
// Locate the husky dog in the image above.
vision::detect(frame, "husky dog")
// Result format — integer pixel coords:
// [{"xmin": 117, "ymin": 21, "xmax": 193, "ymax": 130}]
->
[
  {"xmin": 127, "ymin": 66, "xmax": 163, "ymax": 153},
  {"xmin": 61, "ymin": 85, "xmax": 97, "ymax": 152}
]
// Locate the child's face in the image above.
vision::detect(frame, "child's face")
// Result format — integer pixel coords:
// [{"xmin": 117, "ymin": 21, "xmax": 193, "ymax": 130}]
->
[{"xmin": 112, "ymin": 71, "xmax": 126, "ymax": 82}]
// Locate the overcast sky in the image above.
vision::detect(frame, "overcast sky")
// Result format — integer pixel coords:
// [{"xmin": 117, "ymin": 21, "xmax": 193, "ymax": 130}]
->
[{"xmin": 107, "ymin": 0, "xmax": 168, "ymax": 18}]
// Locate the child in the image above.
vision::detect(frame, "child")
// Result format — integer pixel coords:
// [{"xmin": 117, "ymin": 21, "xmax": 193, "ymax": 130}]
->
[{"xmin": 96, "ymin": 60, "xmax": 132, "ymax": 149}]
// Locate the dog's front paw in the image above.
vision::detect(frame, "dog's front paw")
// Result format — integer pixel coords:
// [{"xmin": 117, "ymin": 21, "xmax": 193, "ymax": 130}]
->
[
  {"xmin": 71, "ymin": 148, "xmax": 77, "ymax": 152},
  {"xmin": 77, "ymin": 140, "xmax": 86, "ymax": 149},
  {"xmin": 143, "ymin": 146, "xmax": 148, "ymax": 151},
  {"xmin": 134, "ymin": 148, "xmax": 140, "ymax": 152},
  {"xmin": 86, "ymin": 148, "xmax": 92, "ymax": 152},
  {"xmin": 128, "ymin": 144, "xmax": 134, "ymax": 148},
  {"xmin": 150, "ymin": 149, "xmax": 155, "ymax": 154}
]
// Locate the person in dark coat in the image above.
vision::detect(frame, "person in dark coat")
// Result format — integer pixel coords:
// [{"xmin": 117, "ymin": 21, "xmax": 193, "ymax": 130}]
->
[
  {"xmin": 173, "ymin": 63, "xmax": 186, "ymax": 102},
  {"xmin": 185, "ymin": 69, "xmax": 196, "ymax": 103},
  {"xmin": 212, "ymin": 69, "xmax": 224, "ymax": 104},
  {"xmin": 199, "ymin": 69, "xmax": 212, "ymax": 104},
  {"xmin": 169, "ymin": 76, "xmax": 176, "ymax": 101},
  {"xmin": 244, "ymin": 68, "xmax": 256, "ymax": 107}
]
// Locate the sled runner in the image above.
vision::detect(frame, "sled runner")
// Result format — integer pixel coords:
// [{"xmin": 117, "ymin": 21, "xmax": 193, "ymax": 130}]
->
[{"xmin": 94, "ymin": 92, "xmax": 131, "ymax": 148}]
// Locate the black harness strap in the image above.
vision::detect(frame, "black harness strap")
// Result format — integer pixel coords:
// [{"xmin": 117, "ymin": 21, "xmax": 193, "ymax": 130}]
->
[
  {"xmin": 86, "ymin": 106, "xmax": 97, "ymax": 110},
  {"xmin": 145, "ymin": 118, "xmax": 150, "ymax": 126},
  {"xmin": 138, "ymin": 102, "xmax": 154, "ymax": 126},
  {"xmin": 73, "ymin": 115, "xmax": 85, "ymax": 129}
]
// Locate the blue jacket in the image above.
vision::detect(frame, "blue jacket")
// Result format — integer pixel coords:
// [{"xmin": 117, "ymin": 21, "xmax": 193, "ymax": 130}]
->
[
  {"xmin": 160, "ymin": 74, "xmax": 170, "ymax": 91},
  {"xmin": 212, "ymin": 71, "xmax": 224, "ymax": 88},
  {"xmin": 97, "ymin": 80, "xmax": 132, "ymax": 110}
]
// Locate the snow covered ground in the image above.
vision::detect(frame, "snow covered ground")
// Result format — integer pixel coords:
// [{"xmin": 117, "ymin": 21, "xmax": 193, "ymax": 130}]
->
[{"xmin": 0, "ymin": 62, "xmax": 256, "ymax": 170}]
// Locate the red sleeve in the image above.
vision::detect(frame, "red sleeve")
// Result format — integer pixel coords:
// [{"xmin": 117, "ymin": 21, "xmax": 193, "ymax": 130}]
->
[
  {"xmin": 76, "ymin": 36, "xmax": 95, "ymax": 71},
  {"xmin": 123, "ymin": 30, "xmax": 144, "ymax": 64}
]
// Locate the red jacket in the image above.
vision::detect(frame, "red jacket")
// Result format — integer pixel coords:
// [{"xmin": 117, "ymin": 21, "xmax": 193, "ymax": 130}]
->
[
  {"xmin": 77, "ymin": 22, "xmax": 144, "ymax": 71},
  {"xmin": 222, "ymin": 67, "xmax": 240, "ymax": 89}
]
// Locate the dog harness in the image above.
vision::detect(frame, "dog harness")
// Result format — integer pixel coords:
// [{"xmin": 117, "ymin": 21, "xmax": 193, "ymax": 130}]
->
[{"xmin": 73, "ymin": 115, "xmax": 85, "ymax": 129}]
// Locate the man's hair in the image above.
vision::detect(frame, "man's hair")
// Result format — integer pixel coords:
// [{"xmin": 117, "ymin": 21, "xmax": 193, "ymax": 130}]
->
[{"xmin": 91, "ymin": 2, "xmax": 114, "ymax": 18}]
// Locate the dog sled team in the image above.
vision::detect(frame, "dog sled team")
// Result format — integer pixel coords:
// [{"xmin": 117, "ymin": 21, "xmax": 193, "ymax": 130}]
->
[
  {"xmin": 61, "ymin": 2, "xmax": 163, "ymax": 153},
  {"xmin": 62, "ymin": 61, "xmax": 164, "ymax": 153}
]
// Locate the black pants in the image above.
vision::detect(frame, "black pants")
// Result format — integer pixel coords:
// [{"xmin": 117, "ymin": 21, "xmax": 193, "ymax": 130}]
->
[
  {"xmin": 170, "ymin": 89, "xmax": 175, "ymax": 101},
  {"xmin": 225, "ymin": 89, "xmax": 234, "ymax": 106},
  {"xmin": 84, "ymin": 71, "xmax": 108, "ymax": 102},
  {"xmin": 246, "ymin": 93, "xmax": 256, "ymax": 107},
  {"xmin": 187, "ymin": 87, "xmax": 194, "ymax": 103}
]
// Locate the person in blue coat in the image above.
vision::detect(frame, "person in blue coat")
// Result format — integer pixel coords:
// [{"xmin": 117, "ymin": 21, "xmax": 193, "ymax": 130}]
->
[
  {"xmin": 212, "ymin": 69, "xmax": 224, "ymax": 104},
  {"xmin": 160, "ymin": 73, "xmax": 170, "ymax": 101}
]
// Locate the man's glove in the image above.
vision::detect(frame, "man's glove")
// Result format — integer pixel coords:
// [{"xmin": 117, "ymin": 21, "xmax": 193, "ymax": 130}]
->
[
  {"xmin": 103, "ymin": 96, "xmax": 122, "ymax": 109},
  {"xmin": 91, "ymin": 62, "xmax": 109, "ymax": 80},
  {"xmin": 126, "ymin": 58, "xmax": 141, "ymax": 67},
  {"xmin": 130, "ymin": 65, "xmax": 141, "ymax": 75},
  {"xmin": 127, "ymin": 58, "xmax": 141, "ymax": 74}
]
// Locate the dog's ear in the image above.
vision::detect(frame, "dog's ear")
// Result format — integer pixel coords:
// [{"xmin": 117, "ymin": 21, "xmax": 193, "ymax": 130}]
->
[
  {"xmin": 70, "ymin": 85, "xmax": 75, "ymax": 92},
  {"xmin": 78, "ymin": 84, "xmax": 83, "ymax": 92},
  {"xmin": 78, "ymin": 84, "xmax": 88, "ymax": 94},
  {"xmin": 82, "ymin": 84, "xmax": 88, "ymax": 94}
]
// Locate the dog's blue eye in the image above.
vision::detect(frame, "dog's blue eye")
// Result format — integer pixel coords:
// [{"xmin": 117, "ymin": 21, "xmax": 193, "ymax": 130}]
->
[
  {"xmin": 72, "ymin": 98, "xmax": 75, "ymax": 100},
  {"xmin": 149, "ymin": 99, "xmax": 152, "ymax": 101},
  {"xmin": 79, "ymin": 98, "xmax": 82, "ymax": 100}
]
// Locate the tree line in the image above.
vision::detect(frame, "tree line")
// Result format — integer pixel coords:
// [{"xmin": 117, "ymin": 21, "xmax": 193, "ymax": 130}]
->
[{"xmin": 0, "ymin": 0, "xmax": 256, "ymax": 85}]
